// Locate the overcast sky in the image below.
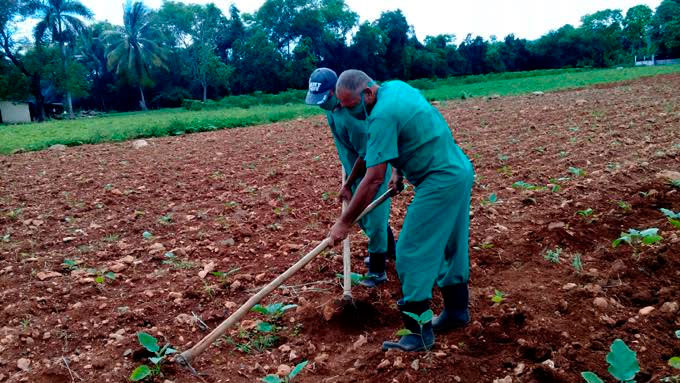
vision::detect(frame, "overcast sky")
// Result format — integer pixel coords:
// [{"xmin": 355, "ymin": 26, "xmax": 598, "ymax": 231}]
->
[{"xmin": 20, "ymin": 0, "xmax": 664, "ymax": 43}]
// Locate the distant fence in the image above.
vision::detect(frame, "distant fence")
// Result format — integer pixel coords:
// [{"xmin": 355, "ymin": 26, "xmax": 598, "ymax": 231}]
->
[{"xmin": 635, "ymin": 55, "xmax": 680, "ymax": 66}]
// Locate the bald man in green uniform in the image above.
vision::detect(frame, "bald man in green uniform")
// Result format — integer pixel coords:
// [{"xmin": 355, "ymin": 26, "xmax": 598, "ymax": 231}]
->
[
  {"xmin": 305, "ymin": 68, "xmax": 395, "ymax": 287},
  {"xmin": 328, "ymin": 69, "xmax": 474, "ymax": 352}
]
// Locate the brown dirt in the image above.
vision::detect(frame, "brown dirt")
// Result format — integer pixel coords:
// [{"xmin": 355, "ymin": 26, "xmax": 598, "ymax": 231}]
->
[{"xmin": 1, "ymin": 74, "xmax": 679, "ymax": 383}]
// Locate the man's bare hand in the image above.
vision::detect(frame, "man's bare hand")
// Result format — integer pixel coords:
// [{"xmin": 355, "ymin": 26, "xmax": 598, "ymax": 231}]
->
[
  {"xmin": 388, "ymin": 171, "xmax": 404, "ymax": 195},
  {"xmin": 338, "ymin": 184, "xmax": 353, "ymax": 203},
  {"xmin": 328, "ymin": 219, "xmax": 351, "ymax": 246}
]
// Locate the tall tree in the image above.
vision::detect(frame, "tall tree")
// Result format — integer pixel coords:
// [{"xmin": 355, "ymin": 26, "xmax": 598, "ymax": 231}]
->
[
  {"xmin": 650, "ymin": 0, "xmax": 680, "ymax": 57},
  {"xmin": 31, "ymin": 0, "xmax": 92, "ymax": 117},
  {"xmin": 103, "ymin": 1, "xmax": 166, "ymax": 110},
  {"xmin": 376, "ymin": 10, "xmax": 411, "ymax": 78},
  {"xmin": 623, "ymin": 5, "xmax": 653, "ymax": 56}
]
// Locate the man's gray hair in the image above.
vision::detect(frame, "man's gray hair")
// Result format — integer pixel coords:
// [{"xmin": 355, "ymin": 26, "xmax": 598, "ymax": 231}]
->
[{"xmin": 337, "ymin": 69, "xmax": 373, "ymax": 94}]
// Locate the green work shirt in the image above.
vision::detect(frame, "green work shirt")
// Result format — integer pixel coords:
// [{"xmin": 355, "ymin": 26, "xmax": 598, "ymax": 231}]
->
[
  {"xmin": 327, "ymin": 108, "xmax": 369, "ymax": 177},
  {"xmin": 364, "ymin": 81, "xmax": 471, "ymax": 186}
]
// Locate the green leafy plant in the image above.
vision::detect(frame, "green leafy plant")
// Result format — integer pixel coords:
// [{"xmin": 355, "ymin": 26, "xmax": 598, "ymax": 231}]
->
[
  {"xmin": 211, "ymin": 268, "xmax": 241, "ymax": 286},
  {"xmin": 129, "ymin": 332, "xmax": 177, "ymax": 381},
  {"xmin": 336, "ymin": 272, "xmax": 367, "ymax": 286},
  {"xmin": 613, "ymin": 228, "xmax": 663, "ymax": 249},
  {"xmin": 142, "ymin": 231, "xmax": 153, "ymax": 240},
  {"xmin": 578, "ymin": 208, "xmax": 594, "ymax": 217},
  {"xmin": 86, "ymin": 268, "xmax": 116, "ymax": 284},
  {"xmin": 669, "ymin": 357, "xmax": 680, "ymax": 369},
  {"xmin": 321, "ymin": 192, "xmax": 330, "ymax": 201},
  {"xmin": 162, "ymin": 252, "xmax": 195, "ymax": 269},
  {"xmin": 481, "ymin": 193, "xmax": 498, "ymax": 206},
  {"xmin": 251, "ymin": 302, "xmax": 298, "ymax": 322},
  {"xmin": 617, "ymin": 201, "xmax": 632, "ymax": 212},
  {"xmin": 671, "ymin": 179, "xmax": 680, "ymax": 188},
  {"xmin": 572, "ymin": 253, "xmax": 583, "ymax": 272},
  {"xmin": 548, "ymin": 177, "xmax": 570, "ymax": 193},
  {"xmin": 512, "ymin": 181, "xmax": 543, "ymax": 190},
  {"xmin": 261, "ymin": 360, "xmax": 308, "ymax": 383},
  {"xmin": 497, "ymin": 153, "xmax": 509, "ymax": 162},
  {"xmin": 396, "ymin": 309, "xmax": 434, "ymax": 351},
  {"xmin": 1, "ymin": 233, "xmax": 10, "ymax": 243},
  {"xmin": 544, "ymin": 247, "xmax": 562, "ymax": 263},
  {"xmin": 62, "ymin": 259, "xmax": 78, "ymax": 271},
  {"xmin": 491, "ymin": 289, "xmax": 505, "ymax": 304},
  {"xmin": 661, "ymin": 208, "xmax": 680, "ymax": 229},
  {"xmin": 158, "ymin": 214, "xmax": 172, "ymax": 224},
  {"xmin": 569, "ymin": 167, "xmax": 586, "ymax": 177},
  {"xmin": 581, "ymin": 339, "xmax": 639, "ymax": 383}
]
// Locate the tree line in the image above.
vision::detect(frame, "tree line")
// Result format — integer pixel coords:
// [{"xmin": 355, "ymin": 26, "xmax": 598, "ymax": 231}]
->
[{"xmin": 1, "ymin": 0, "xmax": 679, "ymax": 120}]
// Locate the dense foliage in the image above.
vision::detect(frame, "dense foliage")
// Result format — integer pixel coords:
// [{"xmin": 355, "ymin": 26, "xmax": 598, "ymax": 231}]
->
[{"xmin": 1, "ymin": 0, "xmax": 679, "ymax": 118}]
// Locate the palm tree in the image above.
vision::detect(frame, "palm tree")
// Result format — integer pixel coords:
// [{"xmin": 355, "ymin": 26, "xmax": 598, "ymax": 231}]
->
[
  {"xmin": 102, "ymin": 1, "xmax": 166, "ymax": 111},
  {"xmin": 33, "ymin": 0, "xmax": 93, "ymax": 118}
]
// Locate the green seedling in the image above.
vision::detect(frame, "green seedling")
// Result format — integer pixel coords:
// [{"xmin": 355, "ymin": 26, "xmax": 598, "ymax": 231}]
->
[
  {"xmin": 670, "ymin": 357, "xmax": 680, "ymax": 369},
  {"xmin": 676, "ymin": 330, "xmax": 680, "ymax": 339},
  {"xmin": 548, "ymin": 177, "xmax": 570, "ymax": 193},
  {"xmin": 497, "ymin": 165, "xmax": 513, "ymax": 177},
  {"xmin": 336, "ymin": 272, "xmax": 367, "ymax": 286},
  {"xmin": 572, "ymin": 253, "xmax": 583, "ymax": 272},
  {"xmin": 129, "ymin": 332, "xmax": 177, "ymax": 381},
  {"xmin": 104, "ymin": 183, "xmax": 114, "ymax": 191},
  {"xmin": 62, "ymin": 259, "xmax": 78, "ymax": 271},
  {"xmin": 158, "ymin": 214, "xmax": 172, "ymax": 224},
  {"xmin": 568, "ymin": 167, "xmax": 586, "ymax": 177},
  {"xmin": 321, "ymin": 192, "xmax": 330, "ymax": 201},
  {"xmin": 578, "ymin": 208, "xmax": 594, "ymax": 217},
  {"xmin": 481, "ymin": 193, "xmax": 498, "ymax": 206},
  {"xmin": 103, "ymin": 233, "xmax": 120, "ymax": 242},
  {"xmin": 1, "ymin": 233, "xmax": 10, "ymax": 243},
  {"xmin": 251, "ymin": 302, "xmax": 298, "ymax": 322},
  {"xmin": 613, "ymin": 228, "xmax": 663, "ymax": 249},
  {"xmin": 491, "ymin": 289, "xmax": 505, "ymax": 304},
  {"xmin": 617, "ymin": 201, "xmax": 632, "ymax": 212},
  {"xmin": 6, "ymin": 208, "xmax": 22, "ymax": 221},
  {"xmin": 661, "ymin": 208, "xmax": 680, "ymax": 229},
  {"xmin": 671, "ymin": 179, "xmax": 680, "ymax": 188},
  {"xmin": 512, "ymin": 181, "xmax": 543, "ymax": 190},
  {"xmin": 581, "ymin": 339, "xmax": 640, "ymax": 383},
  {"xmin": 544, "ymin": 247, "xmax": 562, "ymax": 263},
  {"xmin": 211, "ymin": 268, "xmax": 241, "ymax": 285},
  {"xmin": 397, "ymin": 309, "xmax": 434, "ymax": 351},
  {"xmin": 481, "ymin": 242, "xmax": 494, "ymax": 249},
  {"xmin": 261, "ymin": 360, "xmax": 308, "ymax": 383},
  {"xmin": 142, "ymin": 231, "xmax": 153, "ymax": 240},
  {"xmin": 497, "ymin": 153, "xmax": 509, "ymax": 162},
  {"xmin": 86, "ymin": 268, "xmax": 116, "ymax": 284}
]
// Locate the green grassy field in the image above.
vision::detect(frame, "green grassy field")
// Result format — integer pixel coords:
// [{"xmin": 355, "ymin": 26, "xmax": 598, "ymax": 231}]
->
[{"xmin": 1, "ymin": 65, "xmax": 679, "ymax": 155}]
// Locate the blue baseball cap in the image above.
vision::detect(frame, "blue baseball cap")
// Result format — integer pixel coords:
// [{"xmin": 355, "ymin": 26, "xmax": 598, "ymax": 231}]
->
[{"xmin": 305, "ymin": 68, "xmax": 338, "ymax": 105}]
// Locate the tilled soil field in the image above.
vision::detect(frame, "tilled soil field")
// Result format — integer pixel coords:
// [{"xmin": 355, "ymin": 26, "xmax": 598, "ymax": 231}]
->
[{"xmin": 1, "ymin": 74, "xmax": 679, "ymax": 383}]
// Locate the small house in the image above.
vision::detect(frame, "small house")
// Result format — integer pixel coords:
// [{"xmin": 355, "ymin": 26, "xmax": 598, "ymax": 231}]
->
[{"xmin": 0, "ymin": 100, "xmax": 32, "ymax": 123}]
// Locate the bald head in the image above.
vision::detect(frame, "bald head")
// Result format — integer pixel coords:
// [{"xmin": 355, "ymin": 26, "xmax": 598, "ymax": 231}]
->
[
  {"xmin": 336, "ymin": 69, "xmax": 379, "ymax": 111},
  {"xmin": 337, "ymin": 69, "xmax": 373, "ymax": 95}
]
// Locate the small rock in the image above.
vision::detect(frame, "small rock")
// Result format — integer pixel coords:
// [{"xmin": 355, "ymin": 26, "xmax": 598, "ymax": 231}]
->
[
  {"xmin": 36, "ymin": 271, "xmax": 62, "ymax": 281},
  {"xmin": 225, "ymin": 301, "xmax": 238, "ymax": 310},
  {"xmin": 123, "ymin": 349, "xmax": 133, "ymax": 357},
  {"xmin": 593, "ymin": 297, "xmax": 608, "ymax": 309},
  {"xmin": 548, "ymin": 222, "xmax": 566, "ymax": 230},
  {"xmin": 609, "ymin": 259, "xmax": 626, "ymax": 275},
  {"xmin": 562, "ymin": 283, "xmax": 577, "ymax": 291},
  {"xmin": 109, "ymin": 263, "xmax": 126, "ymax": 273},
  {"xmin": 660, "ymin": 301, "xmax": 679, "ymax": 313},
  {"xmin": 230, "ymin": 280, "xmax": 242, "ymax": 291},
  {"xmin": 148, "ymin": 243, "xmax": 165, "ymax": 255},
  {"xmin": 277, "ymin": 364, "xmax": 291, "ymax": 376},
  {"xmin": 639, "ymin": 306, "xmax": 655, "ymax": 316},
  {"xmin": 288, "ymin": 350, "xmax": 297, "ymax": 361},
  {"xmin": 465, "ymin": 321, "xmax": 483, "ymax": 337},
  {"xmin": 410, "ymin": 359, "xmax": 420, "ymax": 371},
  {"xmin": 393, "ymin": 357, "xmax": 404, "ymax": 369},
  {"xmin": 144, "ymin": 290, "xmax": 154, "ymax": 298},
  {"xmin": 314, "ymin": 353, "xmax": 329, "ymax": 364},
  {"xmin": 352, "ymin": 335, "xmax": 367, "ymax": 350},
  {"xmin": 17, "ymin": 358, "xmax": 30, "ymax": 371},
  {"xmin": 108, "ymin": 332, "xmax": 125, "ymax": 342},
  {"xmin": 584, "ymin": 284, "xmax": 603, "ymax": 295},
  {"xmin": 119, "ymin": 256, "xmax": 135, "ymax": 264},
  {"xmin": 656, "ymin": 170, "xmax": 680, "ymax": 181},
  {"xmin": 255, "ymin": 273, "xmax": 267, "ymax": 282},
  {"xmin": 132, "ymin": 140, "xmax": 149, "ymax": 149},
  {"xmin": 377, "ymin": 359, "xmax": 391, "ymax": 370},
  {"xmin": 541, "ymin": 359, "xmax": 555, "ymax": 369},
  {"xmin": 169, "ymin": 292, "xmax": 182, "ymax": 299},
  {"xmin": 575, "ymin": 99, "xmax": 587, "ymax": 106},
  {"xmin": 42, "ymin": 332, "xmax": 51, "ymax": 340},
  {"xmin": 198, "ymin": 262, "xmax": 215, "ymax": 279},
  {"xmin": 278, "ymin": 344, "xmax": 291, "ymax": 353},
  {"xmin": 49, "ymin": 144, "xmax": 67, "ymax": 151},
  {"xmin": 62, "ymin": 237, "xmax": 76, "ymax": 243},
  {"xmin": 493, "ymin": 376, "xmax": 512, "ymax": 383},
  {"xmin": 514, "ymin": 362, "xmax": 525, "ymax": 375},
  {"xmin": 174, "ymin": 313, "xmax": 194, "ymax": 325}
]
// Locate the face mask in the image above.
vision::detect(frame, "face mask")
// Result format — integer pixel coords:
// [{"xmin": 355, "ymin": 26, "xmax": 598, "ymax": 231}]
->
[
  {"xmin": 319, "ymin": 93, "xmax": 339, "ymax": 111},
  {"xmin": 347, "ymin": 92, "xmax": 368, "ymax": 120}
]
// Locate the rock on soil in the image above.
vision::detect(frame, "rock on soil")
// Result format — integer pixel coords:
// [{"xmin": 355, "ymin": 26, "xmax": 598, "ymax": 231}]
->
[
  {"xmin": 593, "ymin": 297, "xmax": 608, "ymax": 309},
  {"xmin": 639, "ymin": 306, "xmax": 655, "ymax": 315},
  {"xmin": 16, "ymin": 358, "xmax": 30, "ymax": 371},
  {"xmin": 49, "ymin": 144, "xmax": 67, "ymax": 151},
  {"xmin": 660, "ymin": 302, "xmax": 679, "ymax": 313},
  {"xmin": 132, "ymin": 139, "xmax": 149, "ymax": 149},
  {"xmin": 36, "ymin": 271, "xmax": 61, "ymax": 281}
]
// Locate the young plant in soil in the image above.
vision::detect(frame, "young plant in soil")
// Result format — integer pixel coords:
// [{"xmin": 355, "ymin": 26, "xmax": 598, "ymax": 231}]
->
[
  {"xmin": 581, "ymin": 338, "xmax": 639, "ymax": 383},
  {"xmin": 612, "ymin": 228, "xmax": 663, "ymax": 257},
  {"xmin": 544, "ymin": 247, "xmax": 562, "ymax": 263},
  {"xmin": 512, "ymin": 181, "xmax": 544, "ymax": 191},
  {"xmin": 162, "ymin": 252, "xmax": 195, "ymax": 269},
  {"xmin": 62, "ymin": 259, "xmax": 79, "ymax": 271},
  {"xmin": 211, "ymin": 267, "xmax": 241, "ymax": 286},
  {"xmin": 617, "ymin": 201, "xmax": 632, "ymax": 212},
  {"xmin": 671, "ymin": 179, "xmax": 680, "ymax": 189},
  {"xmin": 86, "ymin": 268, "xmax": 116, "ymax": 284},
  {"xmin": 481, "ymin": 193, "xmax": 498, "ymax": 206},
  {"xmin": 491, "ymin": 289, "xmax": 506, "ymax": 304},
  {"xmin": 569, "ymin": 167, "xmax": 586, "ymax": 177},
  {"xmin": 261, "ymin": 360, "xmax": 308, "ymax": 383},
  {"xmin": 572, "ymin": 253, "xmax": 583, "ymax": 272},
  {"xmin": 660, "ymin": 208, "xmax": 680, "ymax": 229},
  {"xmin": 336, "ymin": 272, "xmax": 367, "ymax": 286},
  {"xmin": 129, "ymin": 332, "xmax": 177, "ymax": 381},
  {"xmin": 224, "ymin": 302, "xmax": 299, "ymax": 354},
  {"xmin": 396, "ymin": 309, "xmax": 434, "ymax": 351}
]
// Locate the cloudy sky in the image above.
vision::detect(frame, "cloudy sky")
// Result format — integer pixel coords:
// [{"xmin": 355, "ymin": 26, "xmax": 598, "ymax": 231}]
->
[{"xmin": 21, "ymin": 0, "xmax": 664, "ymax": 42}]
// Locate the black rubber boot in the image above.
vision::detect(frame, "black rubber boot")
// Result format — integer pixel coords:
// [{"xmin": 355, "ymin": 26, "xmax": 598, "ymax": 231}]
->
[
  {"xmin": 364, "ymin": 226, "xmax": 396, "ymax": 266},
  {"xmin": 361, "ymin": 252, "xmax": 387, "ymax": 287},
  {"xmin": 432, "ymin": 284, "xmax": 470, "ymax": 333},
  {"xmin": 382, "ymin": 300, "xmax": 435, "ymax": 352}
]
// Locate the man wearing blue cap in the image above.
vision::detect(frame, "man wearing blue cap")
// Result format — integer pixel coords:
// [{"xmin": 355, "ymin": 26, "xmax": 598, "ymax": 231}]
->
[
  {"xmin": 328, "ymin": 69, "xmax": 474, "ymax": 352},
  {"xmin": 305, "ymin": 68, "xmax": 395, "ymax": 287}
]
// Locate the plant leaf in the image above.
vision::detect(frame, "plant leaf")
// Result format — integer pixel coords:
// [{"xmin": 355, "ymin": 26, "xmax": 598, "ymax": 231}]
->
[
  {"xmin": 581, "ymin": 371, "xmax": 604, "ymax": 383},
  {"xmin": 488, "ymin": 193, "xmax": 498, "ymax": 203},
  {"xmin": 164, "ymin": 347, "xmax": 177, "ymax": 355},
  {"xmin": 261, "ymin": 375, "xmax": 282, "ymax": 383},
  {"xmin": 280, "ymin": 304, "xmax": 298, "ymax": 313},
  {"xmin": 642, "ymin": 234, "xmax": 662, "ymax": 245},
  {"xmin": 251, "ymin": 305, "xmax": 269, "ymax": 315},
  {"xmin": 669, "ymin": 357, "xmax": 680, "ymax": 369},
  {"xmin": 676, "ymin": 330, "xmax": 680, "ymax": 339},
  {"xmin": 129, "ymin": 365, "xmax": 152, "ymax": 381},
  {"xmin": 396, "ymin": 329, "xmax": 413, "ymax": 336},
  {"xmin": 137, "ymin": 332, "xmax": 160, "ymax": 353},
  {"xmin": 419, "ymin": 309, "xmax": 434, "ymax": 324},
  {"xmin": 149, "ymin": 356, "xmax": 162, "ymax": 365},
  {"xmin": 105, "ymin": 271, "xmax": 116, "ymax": 280},
  {"xmin": 612, "ymin": 238, "xmax": 622, "ymax": 248},
  {"xmin": 606, "ymin": 339, "xmax": 640, "ymax": 382},
  {"xmin": 257, "ymin": 321, "xmax": 274, "ymax": 333},
  {"xmin": 95, "ymin": 276, "xmax": 104, "ymax": 284},
  {"xmin": 288, "ymin": 360, "xmax": 308, "ymax": 380},
  {"xmin": 403, "ymin": 311, "xmax": 420, "ymax": 322}
]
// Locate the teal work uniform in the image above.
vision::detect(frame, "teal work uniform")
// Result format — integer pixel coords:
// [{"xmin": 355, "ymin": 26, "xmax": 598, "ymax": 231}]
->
[
  {"xmin": 364, "ymin": 81, "xmax": 474, "ymax": 302},
  {"xmin": 327, "ymin": 107, "xmax": 392, "ymax": 254}
]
